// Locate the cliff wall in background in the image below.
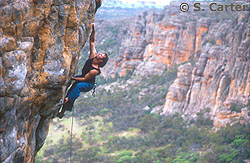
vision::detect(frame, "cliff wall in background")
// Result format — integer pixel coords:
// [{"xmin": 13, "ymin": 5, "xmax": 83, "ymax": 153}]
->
[
  {"xmin": 163, "ymin": 10, "xmax": 250, "ymax": 127},
  {"xmin": 111, "ymin": 5, "xmax": 201, "ymax": 77},
  {"xmin": 109, "ymin": 2, "xmax": 250, "ymax": 126},
  {"xmin": 0, "ymin": 0, "xmax": 101, "ymax": 162}
]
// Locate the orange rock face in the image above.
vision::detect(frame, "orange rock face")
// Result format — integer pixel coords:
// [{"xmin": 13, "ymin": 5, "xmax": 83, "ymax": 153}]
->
[
  {"xmin": 195, "ymin": 26, "xmax": 208, "ymax": 55},
  {"xmin": 113, "ymin": 7, "xmax": 211, "ymax": 77},
  {"xmin": 0, "ymin": 0, "xmax": 102, "ymax": 162},
  {"xmin": 163, "ymin": 8, "xmax": 250, "ymax": 126}
]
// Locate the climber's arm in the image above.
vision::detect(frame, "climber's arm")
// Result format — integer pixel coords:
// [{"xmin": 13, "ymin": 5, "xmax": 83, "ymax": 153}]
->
[
  {"xmin": 71, "ymin": 70, "xmax": 98, "ymax": 81},
  {"xmin": 89, "ymin": 23, "xmax": 97, "ymax": 59}
]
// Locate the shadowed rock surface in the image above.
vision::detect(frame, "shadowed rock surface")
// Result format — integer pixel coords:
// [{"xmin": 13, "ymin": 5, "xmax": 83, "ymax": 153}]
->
[{"xmin": 0, "ymin": 0, "xmax": 101, "ymax": 162}]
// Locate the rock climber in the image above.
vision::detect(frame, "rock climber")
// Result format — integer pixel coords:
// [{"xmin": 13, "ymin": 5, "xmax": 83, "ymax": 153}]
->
[{"xmin": 58, "ymin": 23, "xmax": 109, "ymax": 118}]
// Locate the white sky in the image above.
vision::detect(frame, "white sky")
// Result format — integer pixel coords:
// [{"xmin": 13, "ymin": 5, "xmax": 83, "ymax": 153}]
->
[{"xmin": 121, "ymin": 0, "xmax": 171, "ymax": 6}]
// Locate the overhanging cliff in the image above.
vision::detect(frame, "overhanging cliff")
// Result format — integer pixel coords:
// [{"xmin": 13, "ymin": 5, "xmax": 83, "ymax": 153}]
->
[{"xmin": 0, "ymin": 0, "xmax": 101, "ymax": 162}]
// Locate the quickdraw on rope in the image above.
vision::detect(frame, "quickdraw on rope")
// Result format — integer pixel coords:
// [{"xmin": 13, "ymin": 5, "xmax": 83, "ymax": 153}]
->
[{"xmin": 92, "ymin": 83, "xmax": 97, "ymax": 97}]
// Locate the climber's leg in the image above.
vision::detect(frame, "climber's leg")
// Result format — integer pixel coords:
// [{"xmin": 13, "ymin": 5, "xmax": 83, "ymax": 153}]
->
[
  {"xmin": 57, "ymin": 101, "xmax": 73, "ymax": 118},
  {"xmin": 57, "ymin": 82, "xmax": 94, "ymax": 118},
  {"xmin": 67, "ymin": 82, "xmax": 93, "ymax": 104}
]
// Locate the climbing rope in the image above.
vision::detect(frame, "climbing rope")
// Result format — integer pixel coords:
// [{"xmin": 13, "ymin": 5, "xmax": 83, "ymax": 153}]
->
[
  {"xmin": 67, "ymin": 78, "xmax": 97, "ymax": 162},
  {"xmin": 70, "ymin": 106, "xmax": 74, "ymax": 163},
  {"xmin": 62, "ymin": 80, "xmax": 74, "ymax": 163}
]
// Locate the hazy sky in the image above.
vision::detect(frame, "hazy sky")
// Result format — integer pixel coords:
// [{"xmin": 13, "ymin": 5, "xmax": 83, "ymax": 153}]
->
[{"xmin": 121, "ymin": 0, "xmax": 171, "ymax": 6}]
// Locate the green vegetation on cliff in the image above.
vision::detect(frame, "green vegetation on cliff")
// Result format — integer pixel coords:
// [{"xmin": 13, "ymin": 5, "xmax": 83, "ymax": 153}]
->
[{"xmin": 36, "ymin": 111, "xmax": 249, "ymax": 162}]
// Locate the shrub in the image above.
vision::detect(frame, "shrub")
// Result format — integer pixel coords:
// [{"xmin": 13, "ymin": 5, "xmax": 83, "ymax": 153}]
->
[
  {"xmin": 118, "ymin": 151, "xmax": 133, "ymax": 158},
  {"xmin": 196, "ymin": 108, "xmax": 213, "ymax": 127},
  {"xmin": 218, "ymin": 148, "xmax": 238, "ymax": 163},
  {"xmin": 208, "ymin": 38, "xmax": 216, "ymax": 45},
  {"xmin": 99, "ymin": 108, "xmax": 109, "ymax": 115},
  {"xmin": 230, "ymin": 103, "xmax": 244, "ymax": 113},
  {"xmin": 116, "ymin": 155, "xmax": 133, "ymax": 163},
  {"xmin": 172, "ymin": 152, "xmax": 199, "ymax": 163}
]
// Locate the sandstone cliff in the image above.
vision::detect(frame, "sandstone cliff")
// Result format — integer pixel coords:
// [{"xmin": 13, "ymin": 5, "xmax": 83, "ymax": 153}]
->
[
  {"xmin": 163, "ymin": 10, "xmax": 250, "ymax": 127},
  {"xmin": 110, "ymin": 2, "xmax": 250, "ymax": 125},
  {"xmin": 0, "ymin": 0, "xmax": 101, "ymax": 162},
  {"xmin": 111, "ymin": 5, "xmax": 198, "ymax": 77}
]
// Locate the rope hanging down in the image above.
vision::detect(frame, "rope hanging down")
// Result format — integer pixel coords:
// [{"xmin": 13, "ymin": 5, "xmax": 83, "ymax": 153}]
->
[
  {"xmin": 70, "ymin": 106, "xmax": 74, "ymax": 163},
  {"xmin": 68, "ymin": 83, "xmax": 96, "ymax": 162},
  {"xmin": 64, "ymin": 79, "xmax": 98, "ymax": 162},
  {"xmin": 61, "ymin": 81, "xmax": 75, "ymax": 162}
]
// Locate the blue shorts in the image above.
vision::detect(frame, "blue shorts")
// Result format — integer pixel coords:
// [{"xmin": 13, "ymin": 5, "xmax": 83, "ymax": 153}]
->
[{"xmin": 67, "ymin": 82, "xmax": 94, "ymax": 104}]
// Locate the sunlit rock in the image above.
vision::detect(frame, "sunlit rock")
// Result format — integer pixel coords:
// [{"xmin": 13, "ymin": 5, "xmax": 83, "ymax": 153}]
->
[{"xmin": 0, "ymin": 0, "xmax": 102, "ymax": 162}]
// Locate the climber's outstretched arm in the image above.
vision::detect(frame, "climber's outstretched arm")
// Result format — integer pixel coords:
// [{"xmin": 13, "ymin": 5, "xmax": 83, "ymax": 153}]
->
[{"xmin": 89, "ymin": 23, "xmax": 97, "ymax": 59}]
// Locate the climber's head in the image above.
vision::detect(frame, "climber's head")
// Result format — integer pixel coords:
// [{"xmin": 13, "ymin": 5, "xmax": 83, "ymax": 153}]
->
[{"xmin": 96, "ymin": 53, "xmax": 109, "ymax": 67}]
